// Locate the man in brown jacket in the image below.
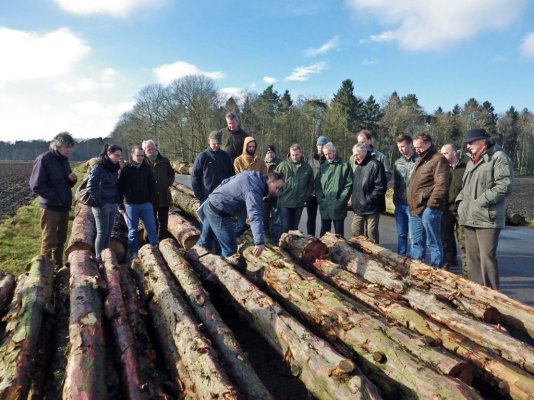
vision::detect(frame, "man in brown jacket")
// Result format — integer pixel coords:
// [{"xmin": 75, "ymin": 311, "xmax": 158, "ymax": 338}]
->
[{"xmin": 407, "ymin": 133, "xmax": 450, "ymax": 267}]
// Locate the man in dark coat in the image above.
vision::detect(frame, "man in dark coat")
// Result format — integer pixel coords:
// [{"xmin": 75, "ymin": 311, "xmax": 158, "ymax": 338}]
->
[
  {"xmin": 220, "ymin": 112, "xmax": 248, "ymax": 160},
  {"xmin": 29, "ymin": 132, "xmax": 77, "ymax": 268}
]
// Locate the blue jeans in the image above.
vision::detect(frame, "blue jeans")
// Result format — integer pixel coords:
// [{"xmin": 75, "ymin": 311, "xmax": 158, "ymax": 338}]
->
[
  {"xmin": 92, "ymin": 203, "xmax": 117, "ymax": 261},
  {"xmin": 124, "ymin": 202, "xmax": 158, "ymax": 254},
  {"xmin": 409, "ymin": 207, "xmax": 444, "ymax": 267},
  {"xmin": 280, "ymin": 207, "xmax": 304, "ymax": 234},
  {"xmin": 200, "ymin": 202, "xmax": 236, "ymax": 257},
  {"xmin": 394, "ymin": 202, "xmax": 411, "ymax": 256}
]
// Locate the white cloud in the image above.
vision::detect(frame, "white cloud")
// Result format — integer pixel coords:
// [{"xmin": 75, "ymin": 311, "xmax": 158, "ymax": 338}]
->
[
  {"xmin": 305, "ymin": 36, "xmax": 339, "ymax": 57},
  {"xmin": 54, "ymin": 0, "xmax": 166, "ymax": 17},
  {"xmin": 519, "ymin": 32, "xmax": 534, "ymax": 58},
  {"xmin": 346, "ymin": 0, "xmax": 527, "ymax": 51},
  {"xmin": 369, "ymin": 31, "xmax": 396, "ymax": 43},
  {"xmin": 285, "ymin": 62, "xmax": 328, "ymax": 81},
  {"xmin": 153, "ymin": 61, "xmax": 225, "ymax": 85},
  {"xmin": 220, "ymin": 87, "xmax": 246, "ymax": 103},
  {"xmin": 55, "ymin": 68, "xmax": 119, "ymax": 93},
  {"xmin": 0, "ymin": 27, "xmax": 90, "ymax": 86},
  {"xmin": 263, "ymin": 76, "xmax": 277, "ymax": 84}
]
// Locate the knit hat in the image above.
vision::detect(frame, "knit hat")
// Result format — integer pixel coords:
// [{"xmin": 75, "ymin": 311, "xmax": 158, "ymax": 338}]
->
[
  {"xmin": 463, "ymin": 128, "xmax": 490, "ymax": 143},
  {"xmin": 208, "ymin": 130, "xmax": 222, "ymax": 144},
  {"xmin": 316, "ymin": 136, "xmax": 329, "ymax": 145},
  {"xmin": 265, "ymin": 144, "xmax": 276, "ymax": 153}
]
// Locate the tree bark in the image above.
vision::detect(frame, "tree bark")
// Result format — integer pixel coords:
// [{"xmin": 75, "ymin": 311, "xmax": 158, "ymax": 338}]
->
[
  {"xmin": 139, "ymin": 245, "xmax": 238, "ymax": 399},
  {"xmin": 239, "ymin": 240, "xmax": 482, "ymax": 400},
  {"xmin": 63, "ymin": 249, "xmax": 108, "ymax": 400},
  {"xmin": 101, "ymin": 249, "xmax": 146, "ymax": 400},
  {"xmin": 279, "ymin": 230, "xmax": 328, "ymax": 266},
  {"xmin": 185, "ymin": 245, "xmax": 379, "ymax": 400},
  {"xmin": 0, "ymin": 274, "xmax": 15, "ymax": 315},
  {"xmin": 167, "ymin": 212, "xmax": 200, "ymax": 250},
  {"xmin": 65, "ymin": 203, "xmax": 96, "ymax": 257},
  {"xmin": 170, "ymin": 185, "xmax": 201, "ymax": 222},
  {"xmin": 0, "ymin": 256, "xmax": 54, "ymax": 400}
]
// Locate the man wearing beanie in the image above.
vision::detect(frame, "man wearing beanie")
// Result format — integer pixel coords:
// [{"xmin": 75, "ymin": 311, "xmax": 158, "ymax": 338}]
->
[
  {"xmin": 306, "ymin": 135, "xmax": 329, "ymax": 237},
  {"xmin": 263, "ymin": 144, "xmax": 283, "ymax": 241},
  {"xmin": 456, "ymin": 128, "xmax": 514, "ymax": 289}
]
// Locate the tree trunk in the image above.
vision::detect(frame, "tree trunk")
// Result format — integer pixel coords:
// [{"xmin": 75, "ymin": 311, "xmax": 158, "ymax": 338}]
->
[
  {"xmin": 138, "ymin": 245, "xmax": 238, "ymax": 399},
  {"xmin": 63, "ymin": 249, "xmax": 107, "ymax": 400},
  {"xmin": 0, "ymin": 274, "xmax": 15, "ymax": 315},
  {"xmin": 65, "ymin": 203, "xmax": 96, "ymax": 257},
  {"xmin": 279, "ymin": 230, "xmax": 328, "ymax": 266},
  {"xmin": 185, "ymin": 245, "xmax": 379, "ymax": 400},
  {"xmin": 101, "ymin": 249, "xmax": 145, "ymax": 400},
  {"xmin": 170, "ymin": 185, "xmax": 201, "ymax": 222},
  {"xmin": 159, "ymin": 239, "xmax": 273, "ymax": 399},
  {"xmin": 0, "ymin": 256, "xmax": 54, "ymax": 400},
  {"xmin": 167, "ymin": 212, "xmax": 200, "ymax": 250},
  {"xmin": 238, "ymin": 239, "xmax": 482, "ymax": 400}
]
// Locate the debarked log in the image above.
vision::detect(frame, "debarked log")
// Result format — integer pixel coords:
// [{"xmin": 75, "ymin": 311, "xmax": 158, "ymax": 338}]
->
[
  {"xmin": 0, "ymin": 256, "xmax": 54, "ymax": 400},
  {"xmin": 66, "ymin": 203, "xmax": 96, "ymax": 257},
  {"xmin": 239, "ymin": 240, "xmax": 482, "ymax": 400},
  {"xmin": 185, "ymin": 245, "xmax": 379, "ymax": 400},
  {"xmin": 159, "ymin": 239, "xmax": 273, "ymax": 399},
  {"xmin": 139, "ymin": 245, "xmax": 238, "ymax": 399},
  {"xmin": 0, "ymin": 273, "xmax": 15, "ymax": 315},
  {"xmin": 63, "ymin": 249, "xmax": 107, "ymax": 400},
  {"xmin": 171, "ymin": 185, "xmax": 201, "ymax": 222},
  {"xmin": 167, "ymin": 212, "xmax": 200, "ymax": 250}
]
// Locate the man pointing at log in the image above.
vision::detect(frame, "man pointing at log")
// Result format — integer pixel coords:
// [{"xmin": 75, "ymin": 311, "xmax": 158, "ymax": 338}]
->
[{"xmin": 197, "ymin": 171, "xmax": 285, "ymax": 258}]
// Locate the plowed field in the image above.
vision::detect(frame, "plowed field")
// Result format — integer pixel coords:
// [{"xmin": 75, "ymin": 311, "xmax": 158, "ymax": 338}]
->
[{"xmin": 0, "ymin": 161, "xmax": 34, "ymax": 222}]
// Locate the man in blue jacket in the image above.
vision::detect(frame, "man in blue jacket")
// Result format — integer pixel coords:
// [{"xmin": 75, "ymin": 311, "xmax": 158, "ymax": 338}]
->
[
  {"xmin": 197, "ymin": 171, "xmax": 285, "ymax": 257},
  {"xmin": 29, "ymin": 132, "xmax": 77, "ymax": 268}
]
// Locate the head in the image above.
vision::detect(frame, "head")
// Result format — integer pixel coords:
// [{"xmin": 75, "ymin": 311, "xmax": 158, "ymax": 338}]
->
[
  {"xmin": 50, "ymin": 131, "xmax": 75, "ymax": 157},
  {"xmin": 413, "ymin": 133, "xmax": 433, "ymax": 156},
  {"xmin": 464, "ymin": 128, "xmax": 490, "ymax": 161},
  {"xmin": 323, "ymin": 142, "xmax": 336, "ymax": 161},
  {"xmin": 316, "ymin": 135, "xmax": 329, "ymax": 155},
  {"xmin": 356, "ymin": 130, "xmax": 372, "ymax": 150},
  {"xmin": 352, "ymin": 143, "xmax": 368, "ymax": 164},
  {"xmin": 289, "ymin": 144, "xmax": 303, "ymax": 163},
  {"xmin": 225, "ymin": 112, "xmax": 240, "ymax": 132},
  {"xmin": 142, "ymin": 139, "xmax": 158, "ymax": 159},
  {"xmin": 130, "ymin": 145, "xmax": 145, "ymax": 164},
  {"xmin": 266, "ymin": 171, "xmax": 285, "ymax": 197},
  {"xmin": 102, "ymin": 144, "xmax": 123, "ymax": 164},
  {"xmin": 440, "ymin": 143, "xmax": 459, "ymax": 166},
  {"xmin": 244, "ymin": 137, "xmax": 257, "ymax": 156},
  {"xmin": 265, "ymin": 144, "xmax": 276, "ymax": 161},
  {"xmin": 396, "ymin": 134, "xmax": 414, "ymax": 158},
  {"xmin": 208, "ymin": 130, "xmax": 222, "ymax": 152}
]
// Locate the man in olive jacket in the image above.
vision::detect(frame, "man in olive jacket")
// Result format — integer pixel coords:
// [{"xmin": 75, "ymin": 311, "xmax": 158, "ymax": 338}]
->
[
  {"xmin": 407, "ymin": 133, "xmax": 450, "ymax": 267},
  {"xmin": 457, "ymin": 128, "xmax": 514, "ymax": 289},
  {"xmin": 143, "ymin": 140, "xmax": 175, "ymax": 240},
  {"xmin": 315, "ymin": 142, "xmax": 353, "ymax": 237}
]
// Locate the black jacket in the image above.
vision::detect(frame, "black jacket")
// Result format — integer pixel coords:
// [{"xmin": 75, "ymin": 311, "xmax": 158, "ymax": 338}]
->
[
  {"xmin": 87, "ymin": 155, "xmax": 121, "ymax": 207},
  {"xmin": 191, "ymin": 148, "xmax": 234, "ymax": 202},
  {"xmin": 118, "ymin": 162, "xmax": 156, "ymax": 206},
  {"xmin": 351, "ymin": 153, "xmax": 387, "ymax": 214}
]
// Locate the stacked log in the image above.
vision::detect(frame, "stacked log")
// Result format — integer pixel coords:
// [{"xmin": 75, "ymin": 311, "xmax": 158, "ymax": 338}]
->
[
  {"xmin": 167, "ymin": 212, "xmax": 200, "ymax": 250},
  {"xmin": 172, "ymin": 161, "xmax": 193, "ymax": 175},
  {"xmin": 171, "ymin": 184, "xmax": 201, "ymax": 221}
]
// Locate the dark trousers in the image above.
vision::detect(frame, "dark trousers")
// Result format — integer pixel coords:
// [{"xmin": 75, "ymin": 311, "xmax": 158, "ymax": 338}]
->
[
  {"xmin": 40, "ymin": 208, "xmax": 69, "ymax": 267},
  {"xmin": 441, "ymin": 210, "xmax": 467, "ymax": 271},
  {"xmin": 464, "ymin": 226, "xmax": 501, "ymax": 289},
  {"xmin": 320, "ymin": 219, "xmax": 344, "ymax": 237},
  {"xmin": 306, "ymin": 195, "xmax": 318, "ymax": 237},
  {"xmin": 154, "ymin": 206, "xmax": 169, "ymax": 240}
]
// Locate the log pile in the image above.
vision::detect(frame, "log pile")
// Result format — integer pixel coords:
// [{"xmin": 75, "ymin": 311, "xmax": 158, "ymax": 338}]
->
[{"xmin": 2, "ymin": 200, "xmax": 534, "ymax": 399}]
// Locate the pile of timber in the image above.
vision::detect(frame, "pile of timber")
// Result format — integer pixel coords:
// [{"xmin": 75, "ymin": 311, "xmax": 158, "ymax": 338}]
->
[{"xmin": 172, "ymin": 161, "xmax": 193, "ymax": 175}]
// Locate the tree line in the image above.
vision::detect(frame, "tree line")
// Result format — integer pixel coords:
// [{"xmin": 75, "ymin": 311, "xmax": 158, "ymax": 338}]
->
[{"xmin": 1, "ymin": 138, "xmax": 105, "ymax": 162}]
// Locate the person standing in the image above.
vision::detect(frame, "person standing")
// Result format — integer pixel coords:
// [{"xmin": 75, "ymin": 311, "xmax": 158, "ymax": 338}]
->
[
  {"xmin": 275, "ymin": 143, "xmax": 314, "ymax": 236},
  {"xmin": 86, "ymin": 144, "xmax": 123, "ymax": 263},
  {"xmin": 197, "ymin": 171, "xmax": 285, "ymax": 257},
  {"xmin": 143, "ymin": 139, "xmax": 175, "ymax": 240},
  {"xmin": 440, "ymin": 143, "xmax": 467, "ymax": 272},
  {"xmin": 306, "ymin": 135, "xmax": 329, "ymax": 237},
  {"xmin": 354, "ymin": 130, "xmax": 392, "ymax": 181},
  {"xmin": 220, "ymin": 112, "xmax": 248, "ymax": 160},
  {"xmin": 407, "ymin": 133, "xmax": 449, "ymax": 267},
  {"xmin": 457, "ymin": 128, "xmax": 514, "ymax": 289},
  {"xmin": 263, "ymin": 144, "xmax": 283, "ymax": 241},
  {"xmin": 392, "ymin": 134, "xmax": 418, "ymax": 256},
  {"xmin": 118, "ymin": 146, "xmax": 159, "ymax": 261},
  {"xmin": 29, "ymin": 132, "xmax": 78, "ymax": 268},
  {"xmin": 350, "ymin": 144, "xmax": 387, "ymax": 243},
  {"xmin": 315, "ymin": 142, "xmax": 353, "ymax": 237}
]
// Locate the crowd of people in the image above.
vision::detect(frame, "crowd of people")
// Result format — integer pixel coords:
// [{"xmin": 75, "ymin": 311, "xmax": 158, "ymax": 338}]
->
[{"xmin": 30, "ymin": 119, "xmax": 514, "ymax": 290}]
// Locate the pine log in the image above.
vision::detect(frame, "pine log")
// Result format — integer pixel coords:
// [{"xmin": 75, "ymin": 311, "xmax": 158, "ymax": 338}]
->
[
  {"xmin": 174, "ymin": 182, "xmax": 195, "ymax": 197},
  {"xmin": 0, "ymin": 274, "xmax": 15, "ymax": 315},
  {"xmin": 278, "ymin": 230, "xmax": 328, "ymax": 266},
  {"xmin": 170, "ymin": 185, "xmax": 200, "ymax": 221},
  {"xmin": 159, "ymin": 239, "xmax": 273, "ymax": 399},
  {"xmin": 139, "ymin": 245, "xmax": 238, "ymax": 399},
  {"xmin": 239, "ymin": 239, "xmax": 482, "ymax": 400},
  {"xmin": 306, "ymin": 257, "xmax": 534, "ymax": 400},
  {"xmin": 0, "ymin": 256, "xmax": 54, "ymax": 400},
  {"xmin": 101, "ymin": 249, "xmax": 145, "ymax": 400},
  {"xmin": 63, "ymin": 249, "xmax": 107, "ymax": 400},
  {"xmin": 432, "ymin": 290, "xmax": 501, "ymax": 324},
  {"xmin": 185, "ymin": 245, "xmax": 380, "ymax": 400},
  {"xmin": 349, "ymin": 236, "xmax": 534, "ymax": 341},
  {"xmin": 65, "ymin": 203, "xmax": 96, "ymax": 257},
  {"xmin": 167, "ymin": 213, "xmax": 200, "ymax": 250}
]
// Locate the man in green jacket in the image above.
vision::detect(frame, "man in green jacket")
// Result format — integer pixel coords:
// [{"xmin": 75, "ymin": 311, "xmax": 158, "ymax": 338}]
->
[
  {"xmin": 143, "ymin": 139, "xmax": 175, "ymax": 240},
  {"xmin": 457, "ymin": 128, "xmax": 514, "ymax": 289},
  {"xmin": 315, "ymin": 142, "xmax": 353, "ymax": 237}
]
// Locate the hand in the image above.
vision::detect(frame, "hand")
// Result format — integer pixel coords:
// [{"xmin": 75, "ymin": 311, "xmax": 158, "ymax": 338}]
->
[
  {"xmin": 118, "ymin": 208, "xmax": 125, "ymax": 215},
  {"xmin": 253, "ymin": 244, "xmax": 265, "ymax": 257},
  {"xmin": 68, "ymin": 173, "xmax": 77, "ymax": 182}
]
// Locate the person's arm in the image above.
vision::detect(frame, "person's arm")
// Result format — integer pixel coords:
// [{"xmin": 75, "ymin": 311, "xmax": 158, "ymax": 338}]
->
[
  {"xmin": 339, "ymin": 164, "xmax": 354, "ymax": 203},
  {"xmin": 29, "ymin": 157, "xmax": 60, "ymax": 203},
  {"xmin": 166, "ymin": 159, "xmax": 175, "ymax": 187},
  {"xmin": 87, "ymin": 163, "xmax": 104, "ymax": 207},
  {"xmin": 478, "ymin": 152, "xmax": 514, "ymax": 206},
  {"xmin": 428, "ymin": 156, "xmax": 450, "ymax": 208},
  {"xmin": 368, "ymin": 163, "xmax": 386, "ymax": 203},
  {"xmin": 191, "ymin": 155, "xmax": 206, "ymax": 202},
  {"xmin": 245, "ymin": 183, "xmax": 265, "ymax": 251}
]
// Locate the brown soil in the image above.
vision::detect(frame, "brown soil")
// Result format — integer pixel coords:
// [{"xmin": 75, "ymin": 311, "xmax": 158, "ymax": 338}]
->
[{"xmin": 0, "ymin": 161, "xmax": 34, "ymax": 222}]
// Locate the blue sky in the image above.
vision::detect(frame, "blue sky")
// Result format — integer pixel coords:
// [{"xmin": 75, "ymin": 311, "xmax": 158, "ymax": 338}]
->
[{"xmin": 1, "ymin": 0, "xmax": 534, "ymax": 141}]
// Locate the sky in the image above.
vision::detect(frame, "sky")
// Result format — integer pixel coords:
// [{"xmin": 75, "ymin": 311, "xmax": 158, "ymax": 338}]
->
[{"xmin": 1, "ymin": 0, "xmax": 534, "ymax": 142}]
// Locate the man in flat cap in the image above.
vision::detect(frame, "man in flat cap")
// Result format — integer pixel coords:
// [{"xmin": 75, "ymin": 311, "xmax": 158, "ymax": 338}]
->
[
  {"xmin": 456, "ymin": 128, "xmax": 514, "ymax": 289},
  {"xmin": 306, "ymin": 135, "xmax": 329, "ymax": 237}
]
